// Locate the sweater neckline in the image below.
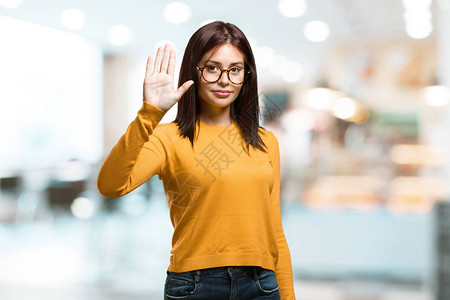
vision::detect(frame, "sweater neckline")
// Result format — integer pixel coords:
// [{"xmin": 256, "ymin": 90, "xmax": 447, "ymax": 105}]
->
[{"xmin": 198, "ymin": 119, "xmax": 236, "ymax": 129}]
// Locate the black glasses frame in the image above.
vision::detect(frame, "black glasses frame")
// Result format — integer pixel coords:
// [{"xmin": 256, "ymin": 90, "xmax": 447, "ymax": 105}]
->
[{"xmin": 196, "ymin": 65, "xmax": 250, "ymax": 85}]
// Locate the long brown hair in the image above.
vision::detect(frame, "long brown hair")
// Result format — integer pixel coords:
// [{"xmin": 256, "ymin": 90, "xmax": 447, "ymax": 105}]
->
[{"xmin": 174, "ymin": 21, "xmax": 267, "ymax": 155}]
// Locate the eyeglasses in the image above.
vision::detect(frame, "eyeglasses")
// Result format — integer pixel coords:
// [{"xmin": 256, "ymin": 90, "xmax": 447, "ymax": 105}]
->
[{"xmin": 196, "ymin": 65, "xmax": 250, "ymax": 85}]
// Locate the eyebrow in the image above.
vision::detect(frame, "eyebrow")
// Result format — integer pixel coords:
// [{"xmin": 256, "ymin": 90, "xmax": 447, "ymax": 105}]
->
[{"xmin": 204, "ymin": 60, "xmax": 244, "ymax": 66}]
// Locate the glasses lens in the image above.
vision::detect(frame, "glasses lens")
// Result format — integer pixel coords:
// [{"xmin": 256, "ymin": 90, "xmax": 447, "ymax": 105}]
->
[
  {"xmin": 202, "ymin": 66, "xmax": 221, "ymax": 82},
  {"xmin": 228, "ymin": 67, "xmax": 245, "ymax": 84}
]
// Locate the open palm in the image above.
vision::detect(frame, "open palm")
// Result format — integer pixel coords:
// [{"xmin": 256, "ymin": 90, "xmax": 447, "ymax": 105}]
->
[{"xmin": 143, "ymin": 44, "xmax": 194, "ymax": 112}]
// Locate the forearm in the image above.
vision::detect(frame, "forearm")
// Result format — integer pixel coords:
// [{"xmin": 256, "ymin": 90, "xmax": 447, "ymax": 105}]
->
[{"xmin": 97, "ymin": 101, "xmax": 166, "ymax": 198}]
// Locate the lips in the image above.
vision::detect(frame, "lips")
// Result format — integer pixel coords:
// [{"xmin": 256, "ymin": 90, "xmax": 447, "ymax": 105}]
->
[{"xmin": 212, "ymin": 90, "xmax": 232, "ymax": 97}]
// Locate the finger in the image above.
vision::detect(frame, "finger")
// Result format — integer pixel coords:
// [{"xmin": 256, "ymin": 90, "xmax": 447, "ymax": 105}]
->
[
  {"xmin": 145, "ymin": 56, "xmax": 153, "ymax": 80},
  {"xmin": 168, "ymin": 49, "xmax": 176, "ymax": 76},
  {"xmin": 154, "ymin": 46, "xmax": 163, "ymax": 73},
  {"xmin": 160, "ymin": 44, "xmax": 171, "ymax": 74},
  {"xmin": 176, "ymin": 80, "xmax": 194, "ymax": 100}
]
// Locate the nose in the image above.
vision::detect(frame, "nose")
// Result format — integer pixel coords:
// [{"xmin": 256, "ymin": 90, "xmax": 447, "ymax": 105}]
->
[{"xmin": 217, "ymin": 70, "xmax": 229, "ymax": 86}]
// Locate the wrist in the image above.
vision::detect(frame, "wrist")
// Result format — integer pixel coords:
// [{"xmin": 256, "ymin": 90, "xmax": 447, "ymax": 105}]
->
[{"xmin": 143, "ymin": 99, "xmax": 168, "ymax": 113}]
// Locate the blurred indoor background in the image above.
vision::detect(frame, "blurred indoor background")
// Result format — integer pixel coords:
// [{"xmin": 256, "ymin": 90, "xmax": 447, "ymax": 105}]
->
[{"xmin": 1, "ymin": 0, "xmax": 450, "ymax": 299}]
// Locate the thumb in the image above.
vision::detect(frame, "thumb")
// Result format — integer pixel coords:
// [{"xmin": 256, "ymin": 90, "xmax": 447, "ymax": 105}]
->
[{"xmin": 175, "ymin": 80, "xmax": 194, "ymax": 100}]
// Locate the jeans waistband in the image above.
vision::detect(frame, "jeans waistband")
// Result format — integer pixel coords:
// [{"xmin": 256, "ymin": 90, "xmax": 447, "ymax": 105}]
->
[
  {"xmin": 167, "ymin": 266, "xmax": 260, "ymax": 277},
  {"xmin": 202, "ymin": 266, "xmax": 256, "ymax": 275}
]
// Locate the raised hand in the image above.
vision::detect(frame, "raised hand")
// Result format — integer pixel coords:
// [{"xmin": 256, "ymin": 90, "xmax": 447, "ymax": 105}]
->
[{"xmin": 143, "ymin": 43, "xmax": 194, "ymax": 112}]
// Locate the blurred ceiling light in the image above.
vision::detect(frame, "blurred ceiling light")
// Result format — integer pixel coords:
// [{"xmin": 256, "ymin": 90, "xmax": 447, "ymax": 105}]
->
[
  {"xmin": 71, "ymin": 197, "xmax": 96, "ymax": 219},
  {"xmin": 304, "ymin": 20, "xmax": 330, "ymax": 42},
  {"xmin": 402, "ymin": 0, "xmax": 432, "ymax": 10},
  {"xmin": 60, "ymin": 9, "xmax": 86, "ymax": 30},
  {"xmin": 108, "ymin": 25, "xmax": 132, "ymax": 46},
  {"xmin": 422, "ymin": 85, "xmax": 450, "ymax": 107},
  {"xmin": 402, "ymin": 0, "xmax": 433, "ymax": 39},
  {"xmin": 403, "ymin": 9, "xmax": 432, "ymax": 23},
  {"xmin": 278, "ymin": 0, "xmax": 307, "ymax": 18},
  {"xmin": 254, "ymin": 46, "xmax": 276, "ymax": 68},
  {"xmin": 390, "ymin": 144, "xmax": 449, "ymax": 165},
  {"xmin": 305, "ymin": 87, "xmax": 336, "ymax": 110},
  {"xmin": 282, "ymin": 62, "xmax": 303, "ymax": 83},
  {"xmin": 164, "ymin": 2, "xmax": 191, "ymax": 24},
  {"xmin": 0, "ymin": 0, "xmax": 21, "ymax": 8},
  {"xmin": 405, "ymin": 21, "xmax": 433, "ymax": 39},
  {"xmin": 333, "ymin": 97, "xmax": 357, "ymax": 120},
  {"xmin": 350, "ymin": 106, "xmax": 371, "ymax": 124}
]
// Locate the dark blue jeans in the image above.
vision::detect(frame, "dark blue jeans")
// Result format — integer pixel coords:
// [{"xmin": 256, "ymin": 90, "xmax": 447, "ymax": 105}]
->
[{"xmin": 164, "ymin": 266, "xmax": 280, "ymax": 299}]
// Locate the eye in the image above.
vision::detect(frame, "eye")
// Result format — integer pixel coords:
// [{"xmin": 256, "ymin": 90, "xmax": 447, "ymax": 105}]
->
[
  {"xmin": 229, "ymin": 67, "xmax": 242, "ymax": 73},
  {"xmin": 205, "ymin": 65, "xmax": 218, "ymax": 72}
]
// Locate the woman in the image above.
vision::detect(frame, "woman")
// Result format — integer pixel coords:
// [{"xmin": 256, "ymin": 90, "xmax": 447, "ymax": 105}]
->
[{"xmin": 97, "ymin": 21, "xmax": 295, "ymax": 300}]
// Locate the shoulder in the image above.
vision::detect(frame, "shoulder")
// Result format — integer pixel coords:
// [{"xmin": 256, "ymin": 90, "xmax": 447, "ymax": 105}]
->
[
  {"xmin": 150, "ymin": 122, "xmax": 180, "ymax": 145},
  {"xmin": 258, "ymin": 127, "xmax": 280, "ymax": 167},
  {"xmin": 154, "ymin": 121, "xmax": 178, "ymax": 134},
  {"xmin": 258, "ymin": 126, "xmax": 278, "ymax": 146}
]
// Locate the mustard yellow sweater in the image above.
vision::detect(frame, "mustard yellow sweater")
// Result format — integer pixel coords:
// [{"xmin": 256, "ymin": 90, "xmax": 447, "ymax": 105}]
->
[{"xmin": 97, "ymin": 100, "xmax": 296, "ymax": 299}]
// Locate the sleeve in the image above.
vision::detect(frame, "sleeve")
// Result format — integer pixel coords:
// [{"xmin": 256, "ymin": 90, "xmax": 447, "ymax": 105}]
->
[
  {"xmin": 97, "ymin": 100, "xmax": 168, "ymax": 198},
  {"xmin": 269, "ymin": 132, "xmax": 296, "ymax": 300}
]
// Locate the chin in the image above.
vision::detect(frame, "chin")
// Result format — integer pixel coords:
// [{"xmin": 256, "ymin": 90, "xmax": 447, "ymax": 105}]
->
[
  {"xmin": 206, "ymin": 97, "xmax": 235, "ymax": 106},
  {"xmin": 209, "ymin": 102, "xmax": 232, "ymax": 108}
]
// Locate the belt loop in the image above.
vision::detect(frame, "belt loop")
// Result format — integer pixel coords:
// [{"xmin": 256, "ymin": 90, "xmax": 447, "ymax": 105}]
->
[
  {"xmin": 252, "ymin": 266, "xmax": 259, "ymax": 281},
  {"xmin": 195, "ymin": 270, "xmax": 201, "ymax": 283}
]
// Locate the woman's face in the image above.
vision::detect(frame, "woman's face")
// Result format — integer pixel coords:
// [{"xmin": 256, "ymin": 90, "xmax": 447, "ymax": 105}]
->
[{"xmin": 197, "ymin": 44, "xmax": 246, "ymax": 110}]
